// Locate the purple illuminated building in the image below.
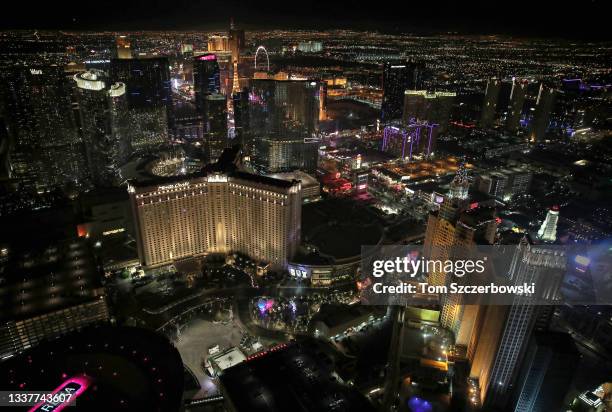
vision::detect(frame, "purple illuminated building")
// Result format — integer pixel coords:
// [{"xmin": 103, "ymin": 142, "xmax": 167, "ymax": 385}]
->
[{"xmin": 381, "ymin": 121, "xmax": 438, "ymax": 160}]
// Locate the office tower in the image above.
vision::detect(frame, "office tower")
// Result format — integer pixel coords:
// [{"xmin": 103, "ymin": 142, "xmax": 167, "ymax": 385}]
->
[
  {"xmin": 402, "ymin": 90, "xmax": 456, "ymax": 133},
  {"xmin": 480, "ymin": 78, "xmax": 501, "ymax": 128},
  {"xmin": 74, "ymin": 70, "xmax": 130, "ymax": 187},
  {"xmin": 193, "ymin": 54, "xmax": 221, "ymax": 112},
  {"xmin": 538, "ymin": 206, "xmax": 559, "ymax": 242},
  {"xmin": 248, "ymin": 79, "xmax": 321, "ymax": 172},
  {"xmin": 0, "ymin": 65, "xmax": 85, "ymax": 192},
  {"xmin": 506, "ymin": 79, "xmax": 527, "ymax": 133},
  {"xmin": 512, "ymin": 332, "xmax": 578, "ymax": 412},
  {"xmin": 470, "ymin": 238, "xmax": 566, "ymax": 410},
  {"xmin": 110, "ymin": 57, "xmax": 172, "ymax": 151},
  {"xmin": 529, "ymin": 83, "xmax": 556, "ymax": 142},
  {"xmin": 203, "ymin": 93, "xmax": 228, "ymax": 163},
  {"xmin": 381, "ymin": 62, "xmax": 424, "ymax": 121},
  {"xmin": 115, "ymin": 35, "xmax": 132, "ymax": 59},
  {"xmin": 128, "ymin": 148, "xmax": 302, "ymax": 269}
]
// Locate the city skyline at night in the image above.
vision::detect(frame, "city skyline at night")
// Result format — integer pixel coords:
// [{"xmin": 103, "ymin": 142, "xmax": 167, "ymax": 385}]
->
[{"xmin": 0, "ymin": 6, "xmax": 610, "ymax": 412}]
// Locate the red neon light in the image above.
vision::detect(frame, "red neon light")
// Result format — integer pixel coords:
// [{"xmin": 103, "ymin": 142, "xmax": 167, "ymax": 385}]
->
[
  {"xmin": 470, "ymin": 202, "xmax": 479, "ymax": 210},
  {"xmin": 29, "ymin": 376, "xmax": 91, "ymax": 412},
  {"xmin": 198, "ymin": 54, "xmax": 216, "ymax": 61}
]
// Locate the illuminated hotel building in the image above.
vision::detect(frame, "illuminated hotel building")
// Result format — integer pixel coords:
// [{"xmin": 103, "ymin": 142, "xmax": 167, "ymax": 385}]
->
[
  {"xmin": 129, "ymin": 154, "xmax": 301, "ymax": 269},
  {"xmin": 470, "ymin": 239, "xmax": 565, "ymax": 409},
  {"xmin": 423, "ymin": 166, "xmax": 497, "ymax": 347},
  {"xmin": 115, "ymin": 36, "xmax": 132, "ymax": 59}
]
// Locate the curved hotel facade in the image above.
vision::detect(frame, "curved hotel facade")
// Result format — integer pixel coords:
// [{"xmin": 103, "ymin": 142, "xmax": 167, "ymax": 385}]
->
[{"xmin": 128, "ymin": 171, "xmax": 301, "ymax": 269}]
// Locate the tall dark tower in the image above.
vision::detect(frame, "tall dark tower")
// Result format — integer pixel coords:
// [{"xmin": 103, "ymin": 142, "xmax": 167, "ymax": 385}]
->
[
  {"xmin": 203, "ymin": 93, "xmax": 228, "ymax": 163},
  {"xmin": 479, "ymin": 78, "xmax": 501, "ymax": 128},
  {"xmin": 0, "ymin": 65, "xmax": 85, "ymax": 191},
  {"xmin": 529, "ymin": 83, "xmax": 556, "ymax": 143},
  {"xmin": 109, "ymin": 57, "xmax": 172, "ymax": 152},
  {"xmin": 193, "ymin": 54, "xmax": 221, "ymax": 113},
  {"xmin": 506, "ymin": 79, "xmax": 527, "ymax": 133},
  {"xmin": 228, "ymin": 18, "xmax": 245, "ymax": 65},
  {"xmin": 110, "ymin": 57, "xmax": 172, "ymax": 111},
  {"xmin": 381, "ymin": 62, "xmax": 424, "ymax": 122}
]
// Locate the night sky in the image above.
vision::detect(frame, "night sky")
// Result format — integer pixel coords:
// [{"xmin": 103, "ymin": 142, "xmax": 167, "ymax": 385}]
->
[{"xmin": 0, "ymin": 0, "xmax": 610, "ymax": 39}]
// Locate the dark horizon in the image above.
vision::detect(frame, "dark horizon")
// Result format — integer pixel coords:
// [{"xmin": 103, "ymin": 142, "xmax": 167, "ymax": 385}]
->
[{"xmin": 1, "ymin": 0, "xmax": 610, "ymax": 40}]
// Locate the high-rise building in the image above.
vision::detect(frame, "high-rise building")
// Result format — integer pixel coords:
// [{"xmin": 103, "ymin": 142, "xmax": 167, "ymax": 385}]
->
[
  {"xmin": 512, "ymin": 332, "xmax": 578, "ymax": 412},
  {"xmin": 228, "ymin": 19, "xmax": 245, "ymax": 64},
  {"xmin": 248, "ymin": 79, "xmax": 321, "ymax": 172},
  {"xmin": 74, "ymin": 70, "xmax": 130, "ymax": 187},
  {"xmin": 381, "ymin": 62, "xmax": 425, "ymax": 121},
  {"xmin": 423, "ymin": 165, "xmax": 497, "ymax": 342},
  {"xmin": 402, "ymin": 90, "xmax": 456, "ymax": 133},
  {"xmin": 537, "ymin": 206, "xmax": 559, "ymax": 242},
  {"xmin": 115, "ymin": 36, "xmax": 132, "ymax": 59},
  {"xmin": 128, "ymin": 147, "xmax": 302, "ymax": 269},
  {"xmin": 232, "ymin": 88, "xmax": 250, "ymax": 147},
  {"xmin": 203, "ymin": 93, "xmax": 228, "ymax": 163},
  {"xmin": 480, "ymin": 78, "xmax": 501, "ymax": 128},
  {"xmin": 470, "ymin": 238, "xmax": 565, "ymax": 410},
  {"xmin": 110, "ymin": 57, "xmax": 172, "ymax": 111},
  {"xmin": 529, "ymin": 83, "xmax": 556, "ymax": 142},
  {"xmin": 193, "ymin": 54, "xmax": 221, "ymax": 113},
  {"xmin": 0, "ymin": 65, "xmax": 85, "ymax": 192},
  {"xmin": 109, "ymin": 57, "xmax": 172, "ymax": 151},
  {"xmin": 506, "ymin": 79, "xmax": 527, "ymax": 133}
]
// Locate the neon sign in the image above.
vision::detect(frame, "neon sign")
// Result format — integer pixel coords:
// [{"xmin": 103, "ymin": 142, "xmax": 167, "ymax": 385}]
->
[
  {"xmin": 29, "ymin": 376, "xmax": 91, "ymax": 412},
  {"xmin": 157, "ymin": 182, "xmax": 190, "ymax": 191}
]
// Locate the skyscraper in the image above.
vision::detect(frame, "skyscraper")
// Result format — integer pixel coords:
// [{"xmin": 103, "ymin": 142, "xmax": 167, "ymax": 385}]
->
[
  {"xmin": 512, "ymin": 332, "xmax": 578, "ymax": 412},
  {"xmin": 506, "ymin": 79, "xmax": 527, "ymax": 133},
  {"xmin": 480, "ymin": 78, "xmax": 501, "ymax": 128},
  {"xmin": 537, "ymin": 206, "xmax": 559, "ymax": 242},
  {"xmin": 470, "ymin": 238, "xmax": 566, "ymax": 410},
  {"xmin": 203, "ymin": 93, "xmax": 228, "ymax": 163},
  {"xmin": 0, "ymin": 65, "xmax": 85, "ymax": 191},
  {"xmin": 110, "ymin": 57, "xmax": 172, "ymax": 152},
  {"xmin": 193, "ymin": 54, "xmax": 221, "ymax": 113},
  {"xmin": 248, "ymin": 79, "xmax": 321, "ymax": 172},
  {"xmin": 381, "ymin": 62, "xmax": 424, "ymax": 121},
  {"xmin": 228, "ymin": 18, "xmax": 245, "ymax": 65},
  {"xmin": 529, "ymin": 83, "xmax": 556, "ymax": 142},
  {"xmin": 423, "ymin": 165, "xmax": 497, "ymax": 344},
  {"xmin": 128, "ymin": 148, "xmax": 302, "ymax": 269},
  {"xmin": 74, "ymin": 70, "xmax": 130, "ymax": 187}
]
